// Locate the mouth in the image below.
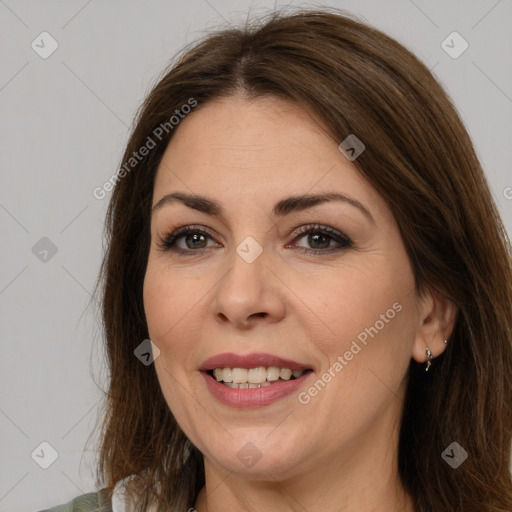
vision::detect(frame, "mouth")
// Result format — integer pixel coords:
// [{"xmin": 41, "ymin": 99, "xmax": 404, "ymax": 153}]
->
[
  {"xmin": 199, "ymin": 351, "xmax": 312, "ymax": 372},
  {"xmin": 199, "ymin": 352, "xmax": 314, "ymax": 408},
  {"xmin": 205, "ymin": 366, "xmax": 314, "ymax": 388}
]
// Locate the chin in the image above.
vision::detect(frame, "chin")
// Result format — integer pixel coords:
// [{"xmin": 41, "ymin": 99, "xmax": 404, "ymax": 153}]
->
[{"xmin": 200, "ymin": 431, "xmax": 311, "ymax": 479}]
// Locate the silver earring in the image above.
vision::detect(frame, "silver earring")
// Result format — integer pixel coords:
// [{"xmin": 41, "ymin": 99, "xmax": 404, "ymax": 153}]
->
[
  {"xmin": 425, "ymin": 347, "xmax": 433, "ymax": 372},
  {"xmin": 444, "ymin": 339, "xmax": 448, "ymax": 344}
]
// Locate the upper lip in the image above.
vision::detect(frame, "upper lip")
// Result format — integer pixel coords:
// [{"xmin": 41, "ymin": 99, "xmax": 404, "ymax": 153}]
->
[{"xmin": 199, "ymin": 352, "xmax": 312, "ymax": 371}]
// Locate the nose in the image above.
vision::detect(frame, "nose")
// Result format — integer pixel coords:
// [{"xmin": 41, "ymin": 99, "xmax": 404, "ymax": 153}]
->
[{"xmin": 212, "ymin": 243, "xmax": 287, "ymax": 330}]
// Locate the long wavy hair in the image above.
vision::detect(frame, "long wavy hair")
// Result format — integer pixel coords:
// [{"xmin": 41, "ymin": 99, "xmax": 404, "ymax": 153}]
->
[{"xmin": 90, "ymin": 7, "xmax": 512, "ymax": 511}]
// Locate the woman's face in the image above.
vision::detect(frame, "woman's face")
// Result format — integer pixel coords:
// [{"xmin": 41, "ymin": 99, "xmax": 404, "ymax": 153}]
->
[{"xmin": 143, "ymin": 94, "xmax": 425, "ymax": 479}]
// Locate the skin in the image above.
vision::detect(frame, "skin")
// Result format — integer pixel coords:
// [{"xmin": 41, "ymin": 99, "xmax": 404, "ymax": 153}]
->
[{"xmin": 143, "ymin": 94, "xmax": 457, "ymax": 512}]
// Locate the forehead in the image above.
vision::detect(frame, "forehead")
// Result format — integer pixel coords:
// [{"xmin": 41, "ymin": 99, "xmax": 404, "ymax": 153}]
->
[
  {"xmin": 157, "ymin": 95, "xmax": 330, "ymax": 172},
  {"xmin": 152, "ymin": 95, "xmax": 388, "ymax": 222}
]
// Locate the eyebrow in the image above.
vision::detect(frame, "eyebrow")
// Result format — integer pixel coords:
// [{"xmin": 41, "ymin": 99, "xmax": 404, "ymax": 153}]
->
[{"xmin": 151, "ymin": 191, "xmax": 375, "ymax": 224}]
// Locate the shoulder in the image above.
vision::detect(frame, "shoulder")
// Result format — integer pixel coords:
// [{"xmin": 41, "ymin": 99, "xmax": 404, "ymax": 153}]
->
[{"xmin": 37, "ymin": 488, "xmax": 112, "ymax": 512}]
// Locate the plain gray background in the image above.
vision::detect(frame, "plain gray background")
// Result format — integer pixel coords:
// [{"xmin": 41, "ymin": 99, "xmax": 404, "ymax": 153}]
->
[{"xmin": 1, "ymin": 0, "xmax": 511, "ymax": 510}]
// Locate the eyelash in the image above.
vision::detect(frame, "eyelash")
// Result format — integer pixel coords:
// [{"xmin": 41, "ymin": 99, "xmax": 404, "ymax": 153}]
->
[{"xmin": 157, "ymin": 224, "xmax": 353, "ymax": 256}]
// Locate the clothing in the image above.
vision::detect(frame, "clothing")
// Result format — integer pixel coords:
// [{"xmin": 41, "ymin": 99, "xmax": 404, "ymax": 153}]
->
[
  {"xmin": 37, "ymin": 476, "xmax": 159, "ymax": 512},
  {"xmin": 37, "ymin": 488, "xmax": 111, "ymax": 512}
]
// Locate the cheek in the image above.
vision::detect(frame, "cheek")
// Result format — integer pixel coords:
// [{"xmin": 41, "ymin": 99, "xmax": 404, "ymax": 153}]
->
[
  {"xmin": 294, "ymin": 258, "xmax": 415, "ymax": 352},
  {"xmin": 143, "ymin": 261, "xmax": 206, "ymax": 346},
  {"xmin": 143, "ymin": 263, "xmax": 207, "ymax": 437},
  {"xmin": 294, "ymin": 276, "xmax": 417, "ymax": 445},
  {"xmin": 294, "ymin": 250, "xmax": 418, "ymax": 400}
]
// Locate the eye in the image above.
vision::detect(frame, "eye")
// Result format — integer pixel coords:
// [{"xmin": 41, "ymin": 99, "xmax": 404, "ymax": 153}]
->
[
  {"xmin": 157, "ymin": 223, "xmax": 353, "ymax": 256},
  {"xmin": 157, "ymin": 225, "xmax": 219, "ymax": 255},
  {"xmin": 287, "ymin": 224, "xmax": 352, "ymax": 255}
]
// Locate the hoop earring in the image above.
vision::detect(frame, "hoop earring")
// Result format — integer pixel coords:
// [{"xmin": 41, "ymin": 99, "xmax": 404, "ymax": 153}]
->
[{"xmin": 425, "ymin": 347, "xmax": 433, "ymax": 372}]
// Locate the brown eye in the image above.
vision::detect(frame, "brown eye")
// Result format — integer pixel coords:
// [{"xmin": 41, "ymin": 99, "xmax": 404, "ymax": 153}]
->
[
  {"xmin": 158, "ymin": 223, "xmax": 352, "ymax": 256},
  {"xmin": 182, "ymin": 232, "xmax": 208, "ymax": 249},
  {"xmin": 158, "ymin": 226, "xmax": 219, "ymax": 255},
  {"xmin": 290, "ymin": 224, "xmax": 352, "ymax": 255}
]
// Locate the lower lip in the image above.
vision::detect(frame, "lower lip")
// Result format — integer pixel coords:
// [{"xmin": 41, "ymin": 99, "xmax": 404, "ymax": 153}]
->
[{"xmin": 201, "ymin": 371, "xmax": 313, "ymax": 408}]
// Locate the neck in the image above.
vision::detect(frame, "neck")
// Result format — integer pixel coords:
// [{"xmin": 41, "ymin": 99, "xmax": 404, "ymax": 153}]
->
[{"xmin": 195, "ymin": 468, "xmax": 413, "ymax": 512}]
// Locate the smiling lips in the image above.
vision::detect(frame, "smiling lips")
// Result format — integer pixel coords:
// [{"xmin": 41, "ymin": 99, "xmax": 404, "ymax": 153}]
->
[
  {"xmin": 200, "ymin": 351, "xmax": 312, "ymax": 371},
  {"xmin": 199, "ymin": 352, "xmax": 314, "ymax": 407},
  {"xmin": 212, "ymin": 366, "xmax": 307, "ymax": 388}
]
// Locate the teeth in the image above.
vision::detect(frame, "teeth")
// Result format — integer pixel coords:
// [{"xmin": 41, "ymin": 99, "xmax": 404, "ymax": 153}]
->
[
  {"xmin": 280, "ymin": 368, "xmax": 292, "ymax": 380},
  {"xmin": 267, "ymin": 366, "xmax": 280, "ymax": 381},
  {"xmin": 232, "ymin": 368, "xmax": 248, "ymax": 384},
  {"xmin": 248, "ymin": 367, "xmax": 267, "ymax": 384},
  {"xmin": 210, "ymin": 366, "xmax": 307, "ymax": 385},
  {"xmin": 225, "ymin": 381, "xmax": 272, "ymax": 389}
]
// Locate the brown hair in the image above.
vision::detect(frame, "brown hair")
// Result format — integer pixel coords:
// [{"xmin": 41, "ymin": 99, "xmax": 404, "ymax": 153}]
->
[{"xmin": 90, "ymin": 7, "xmax": 512, "ymax": 511}]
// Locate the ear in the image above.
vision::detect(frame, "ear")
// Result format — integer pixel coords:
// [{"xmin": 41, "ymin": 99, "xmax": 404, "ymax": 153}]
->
[{"xmin": 411, "ymin": 288, "xmax": 458, "ymax": 364}]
